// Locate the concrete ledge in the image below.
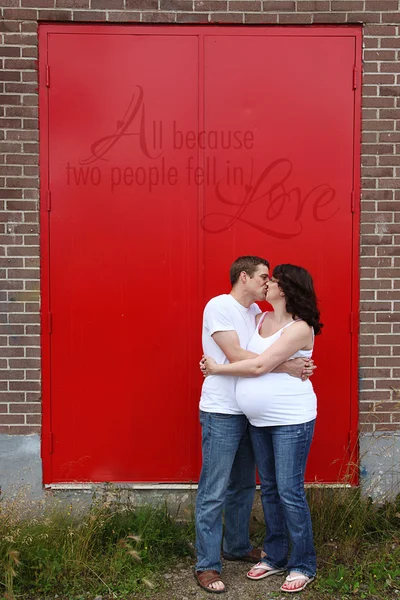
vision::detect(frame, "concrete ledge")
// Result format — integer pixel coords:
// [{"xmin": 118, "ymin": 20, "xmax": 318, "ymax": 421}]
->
[{"xmin": 360, "ymin": 431, "xmax": 400, "ymax": 502}]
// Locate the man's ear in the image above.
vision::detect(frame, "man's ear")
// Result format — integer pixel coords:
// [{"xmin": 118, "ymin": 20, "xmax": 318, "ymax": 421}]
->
[{"xmin": 240, "ymin": 270, "xmax": 248, "ymax": 283}]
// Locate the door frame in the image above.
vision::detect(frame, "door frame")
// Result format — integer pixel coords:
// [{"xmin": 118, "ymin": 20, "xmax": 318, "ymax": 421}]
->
[{"xmin": 39, "ymin": 24, "xmax": 361, "ymax": 485}]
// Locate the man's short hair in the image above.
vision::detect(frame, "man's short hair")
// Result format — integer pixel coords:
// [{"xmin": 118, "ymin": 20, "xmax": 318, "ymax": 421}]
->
[{"xmin": 230, "ymin": 255, "xmax": 270, "ymax": 286}]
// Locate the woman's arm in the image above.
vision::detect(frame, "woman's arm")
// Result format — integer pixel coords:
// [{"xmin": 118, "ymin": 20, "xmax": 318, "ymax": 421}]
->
[{"xmin": 203, "ymin": 321, "xmax": 312, "ymax": 377}]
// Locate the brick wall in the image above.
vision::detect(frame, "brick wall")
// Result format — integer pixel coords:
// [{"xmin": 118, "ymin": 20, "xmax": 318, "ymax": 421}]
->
[{"xmin": 0, "ymin": 0, "xmax": 399, "ymax": 437}]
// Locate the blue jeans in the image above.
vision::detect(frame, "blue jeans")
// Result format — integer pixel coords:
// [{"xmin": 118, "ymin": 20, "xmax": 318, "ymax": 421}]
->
[
  {"xmin": 249, "ymin": 419, "xmax": 316, "ymax": 578},
  {"xmin": 195, "ymin": 411, "xmax": 256, "ymax": 573}
]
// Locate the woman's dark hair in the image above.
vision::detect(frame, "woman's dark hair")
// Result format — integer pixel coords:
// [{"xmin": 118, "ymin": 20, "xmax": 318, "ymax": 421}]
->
[{"xmin": 273, "ymin": 264, "xmax": 323, "ymax": 335}]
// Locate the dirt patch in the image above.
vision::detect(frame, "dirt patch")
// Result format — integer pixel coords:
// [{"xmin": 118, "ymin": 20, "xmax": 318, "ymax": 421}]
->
[{"xmin": 147, "ymin": 556, "xmax": 328, "ymax": 600}]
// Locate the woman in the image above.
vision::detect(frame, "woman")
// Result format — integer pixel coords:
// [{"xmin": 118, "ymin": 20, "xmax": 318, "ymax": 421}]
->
[{"xmin": 202, "ymin": 264, "xmax": 323, "ymax": 594}]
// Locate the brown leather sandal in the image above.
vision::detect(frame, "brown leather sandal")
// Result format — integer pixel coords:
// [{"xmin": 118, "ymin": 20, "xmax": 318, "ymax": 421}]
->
[
  {"xmin": 222, "ymin": 547, "xmax": 263, "ymax": 563},
  {"xmin": 194, "ymin": 569, "xmax": 226, "ymax": 594}
]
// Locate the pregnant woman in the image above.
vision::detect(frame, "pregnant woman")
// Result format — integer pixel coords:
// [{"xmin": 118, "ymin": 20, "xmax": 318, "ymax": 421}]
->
[{"xmin": 202, "ymin": 264, "xmax": 323, "ymax": 594}]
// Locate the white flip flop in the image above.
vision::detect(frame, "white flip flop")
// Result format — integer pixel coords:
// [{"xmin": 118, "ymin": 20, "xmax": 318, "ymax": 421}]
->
[
  {"xmin": 280, "ymin": 573, "xmax": 315, "ymax": 593},
  {"xmin": 247, "ymin": 561, "xmax": 285, "ymax": 580}
]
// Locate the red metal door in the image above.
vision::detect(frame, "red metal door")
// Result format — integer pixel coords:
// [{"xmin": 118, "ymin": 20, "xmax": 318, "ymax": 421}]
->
[{"xmin": 40, "ymin": 26, "xmax": 361, "ymax": 484}]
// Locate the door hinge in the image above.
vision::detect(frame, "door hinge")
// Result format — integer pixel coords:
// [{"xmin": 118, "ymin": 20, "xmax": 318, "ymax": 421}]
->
[
  {"xmin": 350, "ymin": 312, "xmax": 357, "ymax": 334},
  {"xmin": 351, "ymin": 190, "xmax": 355, "ymax": 213},
  {"xmin": 353, "ymin": 67, "xmax": 358, "ymax": 90},
  {"xmin": 48, "ymin": 311, "xmax": 52, "ymax": 334},
  {"xmin": 46, "ymin": 64, "xmax": 50, "ymax": 88},
  {"xmin": 47, "ymin": 190, "xmax": 51, "ymax": 211},
  {"xmin": 49, "ymin": 432, "xmax": 54, "ymax": 454}
]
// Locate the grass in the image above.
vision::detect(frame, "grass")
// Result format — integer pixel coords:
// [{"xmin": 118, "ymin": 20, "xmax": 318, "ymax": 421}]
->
[
  {"xmin": 252, "ymin": 487, "xmax": 400, "ymax": 600},
  {"xmin": 309, "ymin": 487, "xmax": 400, "ymax": 599},
  {"xmin": 0, "ymin": 488, "xmax": 195, "ymax": 599},
  {"xmin": 1, "ymin": 487, "xmax": 400, "ymax": 599}
]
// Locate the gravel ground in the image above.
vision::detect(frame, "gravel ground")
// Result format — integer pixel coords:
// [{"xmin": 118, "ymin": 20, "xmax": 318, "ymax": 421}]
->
[{"xmin": 148, "ymin": 556, "xmax": 323, "ymax": 600}]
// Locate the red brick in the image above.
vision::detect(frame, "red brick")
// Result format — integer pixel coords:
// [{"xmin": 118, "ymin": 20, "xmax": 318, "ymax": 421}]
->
[
  {"xmin": 263, "ymin": 0, "xmax": 293, "ymax": 8},
  {"xmin": 347, "ymin": 12, "xmax": 381, "ymax": 23},
  {"xmin": 364, "ymin": 75, "xmax": 395, "ymax": 86},
  {"xmin": 359, "ymin": 424, "xmax": 374, "ymax": 433},
  {"xmin": 92, "ymin": 0, "xmax": 124, "ymax": 7},
  {"xmin": 0, "ymin": 47, "xmax": 21, "ymax": 57},
  {"xmin": 229, "ymin": 1, "xmax": 261, "ymax": 10},
  {"xmin": 6, "ymin": 107, "xmax": 37, "ymax": 120},
  {"xmin": 365, "ymin": 50, "xmax": 397, "ymax": 62},
  {"xmin": 279, "ymin": 13, "xmax": 312, "ymax": 22},
  {"xmin": 0, "ymin": 118, "xmax": 22, "ymax": 129},
  {"xmin": 0, "ymin": 21, "xmax": 20, "ymax": 32},
  {"xmin": 56, "ymin": 0, "xmax": 88, "ymax": 6},
  {"xmin": 365, "ymin": 0, "xmax": 399, "ymax": 8},
  {"xmin": 381, "ymin": 38, "xmax": 400, "ymax": 49},
  {"xmin": 9, "ymin": 381, "xmax": 41, "ymax": 391},
  {"xmin": 376, "ymin": 424, "xmax": 400, "ymax": 431},
  {"xmin": 3, "ymin": 8, "xmax": 39, "ymax": 18},
  {"xmin": 0, "ymin": 72, "xmax": 21, "ymax": 82},
  {"xmin": 0, "ymin": 369, "xmax": 24, "ymax": 379},
  {"xmin": 141, "ymin": 11, "xmax": 176, "ymax": 21},
  {"xmin": 176, "ymin": 12, "xmax": 210, "ymax": 21},
  {"xmin": 0, "ymin": 96, "xmax": 22, "ymax": 107},
  {"xmin": 331, "ymin": 0, "xmax": 363, "ymax": 9},
  {"xmin": 71, "ymin": 10, "xmax": 107, "ymax": 20},
  {"xmin": 382, "ymin": 12, "xmax": 400, "ymax": 24},
  {"xmin": 364, "ymin": 25, "xmax": 396, "ymax": 36},
  {"xmin": 21, "ymin": 0, "xmax": 54, "ymax": 6},
  {"xmin": 1, "ymin": 414, "xmax": 25, "ymax": 424},
  {"xmin": 160, "ymin": 0, "xmax": 192, "ymax": 7},
  {"xmin": 126, "ymin": 0, "xmax": 157, "ymax": 7},
  {"xmin": 25, "ymin": 414, "xmax": 41, "ymax": 424},
  {"xmin": 38, "ymin": 9, "xmax": 72, "ymax": 19},
  {"xmin": 108, "ymin": 11, "xmax": 142, "ymax": 21},
  {"xmin": 211, "ymin": 12, "xmax": 243, "ymax": 21},
  {"xmin": 26, "ymin": 348, "xmax": 40, "ymax": 357},
  {"xmin": 244, "ymin": 12, "xmax": 277, "ymax": 21},
  {"xmin": 4, "ymin": 35, "xmax": 37, "ymax": 46},
  {"xmin": 21, "ymin": 22, "xmax": 38, "ymax": 32},
  {"xmin": 4, "ymin": 60, "xmax": 37, "ymax": 71},
  {"xmin": 296, "ymin": 1, "xmax": 329, "ymax": 9},
  {"xmin": 9, "ymin": 402, "xmax": 41, "ymax": 414},
  {"xmin": 380, "ymin": 85, "xmax": 399, "ymax": 97},
  {"xmin": 195, "ymin": 0, "xmax": 227, "ymax": 9},
  {"xmin": 8, "ymin": 425, "xmax": 41, "ymax": 434}
]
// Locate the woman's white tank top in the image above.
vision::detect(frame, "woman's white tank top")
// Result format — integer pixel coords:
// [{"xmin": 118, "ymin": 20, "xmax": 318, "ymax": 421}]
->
[{"xmin": 236, "ymin": 312, "xmax": 317, "ymax": 427}]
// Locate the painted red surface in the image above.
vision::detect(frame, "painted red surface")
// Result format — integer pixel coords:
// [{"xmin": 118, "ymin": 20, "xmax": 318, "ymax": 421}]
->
[{"xmin": 39, "ymin": 25, "xmax": 361, "ymax": 484}]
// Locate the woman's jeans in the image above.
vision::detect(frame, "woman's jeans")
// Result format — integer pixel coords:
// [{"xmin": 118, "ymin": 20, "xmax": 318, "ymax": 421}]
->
[
  {"xmin": 195, "ymin": 411, "xmax": 256, "ymax": 573},
  {"xmin": 250, "ymin": 419, "xmax": 317, "ymax": 578}
]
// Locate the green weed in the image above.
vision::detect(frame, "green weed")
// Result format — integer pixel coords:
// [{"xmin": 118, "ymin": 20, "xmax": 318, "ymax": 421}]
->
[{"xmin": 0, "ymin": 492, "xmax": 193, "ymax": 599}]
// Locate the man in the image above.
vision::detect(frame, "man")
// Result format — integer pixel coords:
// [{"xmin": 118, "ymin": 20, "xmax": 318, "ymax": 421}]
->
[{"xmin": 195, "ymin": 256, "xmax": 313, "ymax": 594}]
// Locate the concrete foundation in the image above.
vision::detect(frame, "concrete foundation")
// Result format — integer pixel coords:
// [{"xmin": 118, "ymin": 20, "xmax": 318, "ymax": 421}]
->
[
  {"xmin": 360, "ymin": 431, "xmax": 400, "ymax": 502},
  {"xmin": 1, "ymin": 433, "xmax": 400, "ymax": 514}
]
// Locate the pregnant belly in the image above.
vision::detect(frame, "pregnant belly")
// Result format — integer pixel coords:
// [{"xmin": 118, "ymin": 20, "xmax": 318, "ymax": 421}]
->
[{"xmin": 236, "ymin": 373, "xmax": 315, "ymax": 423}]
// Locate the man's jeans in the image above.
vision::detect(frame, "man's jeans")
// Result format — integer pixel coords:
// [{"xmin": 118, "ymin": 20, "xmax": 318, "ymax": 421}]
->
[
  {"xmin": 249, "ymin": 419, "xmax": 317, "ymax": 578},
  {"xmin": 195, "ymin": 411, "xmax": 256, "ymax": 573}
]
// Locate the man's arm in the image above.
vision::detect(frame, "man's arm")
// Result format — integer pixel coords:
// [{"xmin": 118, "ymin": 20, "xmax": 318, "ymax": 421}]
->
[
  {"xmin": 212, "ymin": 330, "xmax": 258, "ymax": 363},
  {"xmin": 210, "ymin": 331, "xmax": 315, "ymax": 379},
  {"xmin": 204, "ymin": 321, "xmax": 312, "ymax": 377}
]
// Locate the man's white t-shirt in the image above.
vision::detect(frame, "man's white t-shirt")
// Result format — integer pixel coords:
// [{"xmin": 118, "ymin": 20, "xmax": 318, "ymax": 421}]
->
[{"xmin": 200, "ymin": 294, "xmax": 261, "ymax": 415}]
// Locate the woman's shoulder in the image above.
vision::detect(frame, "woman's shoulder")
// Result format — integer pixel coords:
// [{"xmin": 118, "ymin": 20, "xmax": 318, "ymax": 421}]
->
[
  {"xmin": 256, "ymin": 310, "xmax": 270, "ymax": 324},
  {"xmin": 282, "ymin": 319, "xmax": 312, "ymax": 336}
]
